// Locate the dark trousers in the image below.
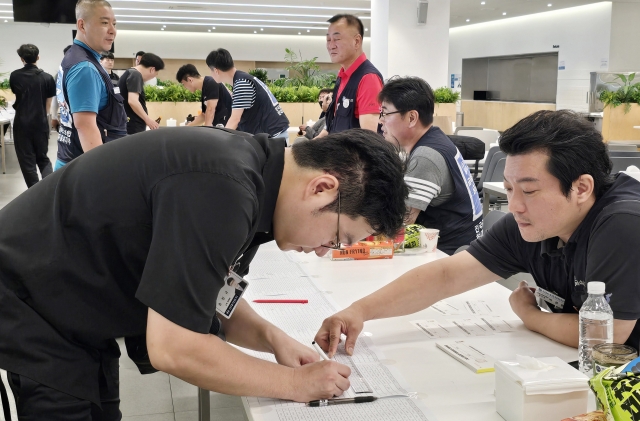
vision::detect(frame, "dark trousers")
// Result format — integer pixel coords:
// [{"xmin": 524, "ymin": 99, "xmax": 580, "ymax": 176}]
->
[
  {"xmin": 13, "ymin": 127, "xmax": 52, "ymax": 188},
  {"xmin": 2, "ymin": 356, "xmax": 121, "ymax": 421}
]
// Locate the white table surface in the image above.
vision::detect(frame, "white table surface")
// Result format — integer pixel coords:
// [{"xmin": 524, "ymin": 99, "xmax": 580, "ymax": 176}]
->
[
  {"xmin": 241, "ymin": 243, "xmax": 578, "ymax": 421},
  {"xmin": 0, "ymin": 110, "xmax": 14, "ymax": 175},
  {"xmin": 482, "ymin": 182, "xmax": 507, "ymax": 216}
]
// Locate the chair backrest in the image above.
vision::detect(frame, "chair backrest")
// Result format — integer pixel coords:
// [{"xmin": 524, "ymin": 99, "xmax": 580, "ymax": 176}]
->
[
  {"xmin": 448, "ymin": 135, "xmax": 485, "ymax": 160},
  {"xmin": 608, "ymin": 144, "xmax": 638, "ymax": 152},
  {"xmin": 609, "ymin": 151, "xmax": 640, "ymax": 157},
  {"xmin": 611, "ymin": 156, "xmax": 640, "ymax": 173},
  {"xmin": 433, "ymin": 116, "xmax": 453, "ymax": 135},
  {"xmin": 478, "ymin": 149, "xmax": 505, "ymax": 190},
  {"xmin": 454, "ymin": 126, "xmax": 484, "ymax": 135},
  {"xmin": 484, "ymin": 210, "xmax": 508, "ymax": 233},
  {"xmin": 488, "ymin": 158, "xmax": 506, "ymax": 182}
]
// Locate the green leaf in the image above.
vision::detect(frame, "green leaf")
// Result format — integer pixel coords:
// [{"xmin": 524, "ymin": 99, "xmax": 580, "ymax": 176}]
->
[{"xmin": 629, "ymin": 73, "xmax": 636, "ymax": 83}]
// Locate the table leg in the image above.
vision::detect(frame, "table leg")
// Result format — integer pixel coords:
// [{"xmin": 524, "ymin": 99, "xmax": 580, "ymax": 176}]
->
[
  {"xmin": 198, "ymin": 387, "xmax": 210, "ymax": 421},
  {"xmin": 1, "ymin": 124, "xmax": 5, "ymax": 174},
  {"xmin": 483, "ymin": 191, "xmax": 490, "ymax": 216}
]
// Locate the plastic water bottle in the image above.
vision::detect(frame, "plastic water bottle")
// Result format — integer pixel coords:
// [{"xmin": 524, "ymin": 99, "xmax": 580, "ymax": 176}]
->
[{"xmin": 578, "ymin": 281, "xmax": 613, "ymax": 375}]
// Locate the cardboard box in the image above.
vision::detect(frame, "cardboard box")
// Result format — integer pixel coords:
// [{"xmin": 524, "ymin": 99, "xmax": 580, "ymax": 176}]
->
[
  {"xmin": 330, "ymin": 241, "xmax": 394, "ymax": 260},
  {"xmin": 495, "ymin": 357, "xmax": 590, "ymax": 421}
]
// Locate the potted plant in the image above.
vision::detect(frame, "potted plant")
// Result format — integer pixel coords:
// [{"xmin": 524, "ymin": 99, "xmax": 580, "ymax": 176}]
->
[
  {"xmin": 433, "ymin": 86, "xmax": 460, "ymax": 123},
  {"xmin": 599, "ymin": 73, "xmax": 640, "ymax": 142}
]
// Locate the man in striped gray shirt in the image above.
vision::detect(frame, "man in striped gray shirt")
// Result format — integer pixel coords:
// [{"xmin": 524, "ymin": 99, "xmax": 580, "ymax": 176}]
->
[
  {"xmin": 206, "ymin": 49, "xmax": 289, "ymax": 141},
  {"xmin": 379, "ymin": 77, "xmax": 483, "ymax": 254}
]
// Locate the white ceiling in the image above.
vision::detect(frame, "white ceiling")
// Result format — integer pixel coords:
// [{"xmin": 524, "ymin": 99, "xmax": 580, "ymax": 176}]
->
[{"xmin": 0, "ymin": 0, "xmax": 637, "ymax": 36}]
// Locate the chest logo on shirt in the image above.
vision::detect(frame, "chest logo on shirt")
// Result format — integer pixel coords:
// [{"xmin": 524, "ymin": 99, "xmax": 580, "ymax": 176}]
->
[{"xmin": 343, "ymin": 97, "xmax": 351, "ymax": 109}]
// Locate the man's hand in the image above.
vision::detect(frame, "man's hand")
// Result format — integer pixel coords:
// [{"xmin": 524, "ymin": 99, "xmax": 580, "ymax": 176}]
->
[
  {"xmin": 147, "ymin": 119, "xmax": 160, "ymax": 130},
  {"xmin": 314, "ymin": 305, "xmax": 365, "ymax": 358},
  {"xmin": 298, "ymin": 124, "xmax": 307, "ymax": 131},
  {"xmin": 290, "ymin": 360, "xmax": 351, "ymax": 402},
  {"xmin": 509, "ymin": 281, "xmax": 540, "ymax": 320},
  {"xmin": 273, "ymin": 336, "xmax": 320, "ymax": 368}
]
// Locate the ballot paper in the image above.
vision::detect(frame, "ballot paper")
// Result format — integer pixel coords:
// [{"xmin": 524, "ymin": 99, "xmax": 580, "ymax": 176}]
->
[
  {"xmin": 429, "ymin": 300, "xmax": 463, "ymax": 315},
  {"xmin": 436, "ymin": 340, "xmax": 495, "ymax": 373},
  {"xmin": 240, "ymin": 246, "xmax": 439, "ymax": 421},
  {"xmin": 411, "ymin": 316, "xmax": 515, "ymax": 339}
]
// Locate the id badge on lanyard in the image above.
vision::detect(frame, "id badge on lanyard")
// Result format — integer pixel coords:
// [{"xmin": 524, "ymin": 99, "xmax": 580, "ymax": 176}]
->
[{"xmin": 216, "ymin": 257, "xmax": 250, "ymax": 319}]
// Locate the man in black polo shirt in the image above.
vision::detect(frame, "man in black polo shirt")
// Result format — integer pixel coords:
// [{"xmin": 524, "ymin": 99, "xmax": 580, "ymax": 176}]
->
[
  {"xmin": 119, "ymin": 52, "xmax": 164, "ymax": 134},
  {"xmin": 0, "ymin": 127, "xmax": 407, "ymax": 418},
  {"xmin": 206, "ymin": 48, "xmax": 290, "ymax": 141},
  {"xmin": 9, "ymin": 43, "xmax": 56, "ymax": 187},
  {"xmin": 176, "ymin": 63, "xmax": 231, "ymax": 127},
  {"xmin": 316, "ymin": 110, "xmax": 640, "ymax": 359}
]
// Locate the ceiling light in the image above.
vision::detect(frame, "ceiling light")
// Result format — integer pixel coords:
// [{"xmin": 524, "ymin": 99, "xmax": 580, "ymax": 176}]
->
[
  {"xmin": 117, "ymin": 19, "xmax": 321, "ymax": 30},
  {"xmin": 108, "ymin": 1, "xmax": 369, "ymax": 12},
  {"xmin": 112, "ymin": 7, "xmax": 367, "ymax": 19},
  {"xmin": 502, "ymin": 12, "xmax": 507, "ymax": 15},
  {"xmin": 114, "ymin": 14, "xmax": 330, "ymax": 26},
  {"xmin": 260, "ymin": 28, "xmax": 263, "ymax": 31},
  {"xmin": 365, "ymin": 28, "xmax": 368, "ymax": 31},
  {"xmin": 298, "ymin": 32, "xmax": 301, "ymax": 35},
  {"xmin": 481, "ymin": 1, "xmax": 485, "ymax": 4},
  {"xmin": 466, "ymin": 19, "xmax": 470, "ymax": 22},
  {"xmin": 547, "ymin": 3, "xmax": 552, "ymax": 6},
  {"xmin": 253, "ymin": 30, "xmax": 257, "ymax": 33},
  {"xmin": 208, "ymin": 29, "xmax": 211, "ymax": 32},
  {"xmin": 306, "ymin": 29, "xmax": 310, "ymax": 32},
  {"xmin": 162, "ymin": 25, "xmax": 166, "ymax": 27},
  {"xmin": 161, "ymin": 27, "xmax": 164, "ymax": 30},
  {"xmin": 212, "ymin": 26, "xmax": 215, "ymax": 29}
]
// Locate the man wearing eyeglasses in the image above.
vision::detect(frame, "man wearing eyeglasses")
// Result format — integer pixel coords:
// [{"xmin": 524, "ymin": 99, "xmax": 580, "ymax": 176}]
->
[
  {"xmin": 379, "ymin": 77, "xmax": 482, "ymax": 255},
  {"xmin": 0, "ymin": 126, "xmax": 408, "ymax": 418}
]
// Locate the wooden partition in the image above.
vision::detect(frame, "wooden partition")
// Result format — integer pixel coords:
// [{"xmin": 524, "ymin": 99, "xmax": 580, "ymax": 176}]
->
[
  {"xmin": 602, "ymin": 105, "xmax": 640, "ymax": 143},
  {"xmin": 461, "ymin": 100, "xmax": 555, "ymax": 131}
]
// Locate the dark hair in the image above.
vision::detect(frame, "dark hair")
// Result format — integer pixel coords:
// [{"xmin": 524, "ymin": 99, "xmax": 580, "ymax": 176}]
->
[
  {"xmin": 327, "ymin": 14, "xmax": 364, "ymax": 38},
  {"xmin": 101, "ymin": 52, "xmax": 114, "ymax": 60},
  {"xmin": 206, "ymin": 48, "xmax": 234, "ymax": 72},
  {"xmin": 499, "ymin": 110, "xmax": 614, "ymax": 199},
  {"xmin": 319, "ymin": 88, "xmax": 333, "ymax": 96},
  {"xmin": 63, "ymin": 45, "xmax": 73, "ymax": 54},
  {"xmin": 378, "ymin": 76, "xmax": 434, "ymax": 127},
  {"xmin": 291, "ymin": 129, "xmax": 408, "ymax": 238},
  {"xmin": 17, "ymin": 44, "xmax": 39, "ymax": 64},
  {"xmin": 135, "ymin": 51, "xmax": 145, "ymax": 58},
  {"xmin": 139, "ymin": 53, "xmax": 164, "ymax": 71},
  {"xmin": 176, "ymin": 64, "xmax": 200, "ymax": 82}
]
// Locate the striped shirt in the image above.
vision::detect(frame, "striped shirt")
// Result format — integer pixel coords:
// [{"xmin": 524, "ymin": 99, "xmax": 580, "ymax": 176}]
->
[
  {"xmin": 232, "ymin": 79, "xmax": 256, "ymax": 109},
  {"xmin": 405, "ymin": 145, "xmax": 454, "ymax": 210}
]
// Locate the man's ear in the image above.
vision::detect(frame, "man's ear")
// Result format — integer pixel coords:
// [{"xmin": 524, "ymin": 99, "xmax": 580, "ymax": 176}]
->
[
  {"xmin": 574, "ymin": 174, "xmax": 595, "ymax": 204},
  {"xmin": 304, "ymin": 173, "xmax": 339, "ymax": 201}
]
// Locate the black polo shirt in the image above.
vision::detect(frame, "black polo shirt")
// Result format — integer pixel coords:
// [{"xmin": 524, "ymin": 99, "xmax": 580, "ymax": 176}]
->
[
  {"xmin": 0, "ymin": 127, "xmax": 284, "ymax": 404},
  {"xmin": 201, "ymin": 76, "xmax": 232, "ymax": 126},
  {"xmin": 468, "ymin": 173, "xmax": 640, "ymax": 350},
  {"xmin": 9, "ymin": 64, "xmax": 56, "ymax": 133}
]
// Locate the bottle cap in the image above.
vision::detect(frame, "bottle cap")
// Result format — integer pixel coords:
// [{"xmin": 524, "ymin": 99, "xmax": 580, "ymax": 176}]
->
[{"xmin": 587, "ymin": 281, "xmax": 606, "ymax": 294}]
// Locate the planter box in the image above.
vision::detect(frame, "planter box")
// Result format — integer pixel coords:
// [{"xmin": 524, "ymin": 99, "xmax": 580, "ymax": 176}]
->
[
  {"xmin": 434, "ymin": 103, "xmax": 457, "ymax": 121},
  {"xmin": 1, "ymin": 90, "xmax": 15, "ymax": 104},
  {"xmin": 602, "ymin": 104, "xmax": 640, "ymax": 143},
  {"xmin": 145, "ymin": 102, "xmax": 202, "ymax": 125}
]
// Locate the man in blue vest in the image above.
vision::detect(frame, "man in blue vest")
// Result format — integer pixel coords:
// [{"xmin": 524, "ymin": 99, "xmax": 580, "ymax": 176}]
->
[
  {"xmin": 54, "ymin": 0, "xmax": 127, "ymax": 170},
  {"xmin": 379, "ymin": 77, "xmax": 483, "ymax": 255},
  {"xmin": 206, "ymin": 48, "xmax": 290, "ymax": 142},
  {"xmin": 320, "ymin": 14, "xmax": 383, "ymax": 136}
]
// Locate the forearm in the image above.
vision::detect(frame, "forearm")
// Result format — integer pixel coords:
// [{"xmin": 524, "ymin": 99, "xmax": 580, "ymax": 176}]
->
[
  {"xmin": 73, "ymin": 113, "xmax": 103, "ymax": 151},
  {"xmin": 129, "ymin": 100, "xmax": 153, "ymax": 125},
  {"xmin": 221, "ymin": 299, "xmax": 286, "ymax": 353},
  {"xmin": 204, "ymin": 100, "xmax": 218, "ymax": 127},
  {"xmin": 188, "ymin": 114, "xmax": 205, "ymax": 126},
  {"xmin": 226, "ymin": 109, "xmax": 243, "ymax": 130},
  {"xmin": 519, "ymin": 309, "xmax": 579, "ymax": 348},
  {"xmin": 314, "ymin": 129, "xmax": 328, "ymax": 139}
]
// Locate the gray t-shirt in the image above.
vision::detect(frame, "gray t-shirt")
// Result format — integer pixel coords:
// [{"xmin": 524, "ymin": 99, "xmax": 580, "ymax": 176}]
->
[{"xmin": 405, "ymin": 145, "xmax": 455, "ymax": 210}]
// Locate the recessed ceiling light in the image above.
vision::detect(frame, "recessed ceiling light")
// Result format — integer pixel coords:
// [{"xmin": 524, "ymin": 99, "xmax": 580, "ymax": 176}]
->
[
  {"xmin": 212, "ymin": 26, "xmax": 215, "ymax": 29},
  {"xmin": 260, "ymin": 28, "xmax": 263, "ymax": 31},
  {"xmin": 253, "ymin": 30, "xmax": 257, "ymax": 33},
  {"xmin": 466, "ymin": 19, "xmax": 470, "ymax": 22},
  {"xmin": 502, "ymin": 12, "xmax": 507, "ymax": 15},
  {"xmin": 163, "ymin": 25, "xmax": 166, "ymax": 27},
  {"xmin": 365, "ymin": 28, "xmax": 368, "ymax": 31},
  {"xmin": 481, "ymin": 1, "xmax": 485, "ymax": 4},
  {"xmin": 208, "ymin": 29, "xmax": 211, "ymax": 32},
  {"xmin": 161, "ymin": 27, "xmax": 164, "ymax": 30},
  {"xmin": 306, "ymin": 29, "xmax": 310, "ymax": 32},
  {"xmin": 547, "ymin": 3, "xmax": 552, "ymax": 6},
  {"xmin": 298, "ymin": 32, "xmax": 301, "ymax": 34}
]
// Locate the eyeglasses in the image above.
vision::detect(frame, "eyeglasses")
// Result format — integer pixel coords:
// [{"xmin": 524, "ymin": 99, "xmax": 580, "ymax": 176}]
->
[
  {"xmin": 322, "ymin": 191, "xmax": 341, "ymax": 249},
  {"xmin": 379, "ymin": 110, "xmax": 403, "ymax": 120}
]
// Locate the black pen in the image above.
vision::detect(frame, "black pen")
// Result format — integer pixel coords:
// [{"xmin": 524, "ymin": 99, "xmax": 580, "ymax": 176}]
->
[{"xmin": 307, "ymin": 396, "xmax": 377, "ymax": 407}]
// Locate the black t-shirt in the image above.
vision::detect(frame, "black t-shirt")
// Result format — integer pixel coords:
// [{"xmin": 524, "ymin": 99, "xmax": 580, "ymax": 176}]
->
[
  {"xmin": 118, "ymin": 68, "xmax": 147, "ymax": 130},
  {"xmin": 201, "ymin": 76, "xmax": 232, "ymax": 126},
  {"xmin": 0, "ymin": 127, "xmax": 285, "ymax": 404},
  {"xmin": 467, "ymin": 174, "xmax": 640, "ymax": 350},
  {"xmin": 9, "ymin": 64, "xmax": 56, "ymax": 132}
]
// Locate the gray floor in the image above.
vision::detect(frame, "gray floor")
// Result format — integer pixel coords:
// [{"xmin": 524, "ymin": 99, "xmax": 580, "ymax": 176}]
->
[
  {"xmin": 0, "ymin": 131, "xmax": 248, "ymax": 421},
  {"xmin": 0, "ymin": 131, "xmax": 527, "ymax": 420}
]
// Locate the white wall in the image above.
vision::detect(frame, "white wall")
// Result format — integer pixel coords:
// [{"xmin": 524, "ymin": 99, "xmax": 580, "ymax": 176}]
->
[
  {"xmin": 609, "ymin": 2, "xmax": 640, "ymax": 72},
  {"xmin": 0, "ymin": 22, "xmax": 75, "ymax": 78},
  {"xmin": 449, "ymin": 2, "xmax": 613, "ymax": 112}
]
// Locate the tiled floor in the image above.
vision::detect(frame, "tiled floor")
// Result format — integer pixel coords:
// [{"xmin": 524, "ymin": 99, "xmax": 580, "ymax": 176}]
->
[{"xmin": 0, "ymin": 132, "xmax": 248, "ymax": 421}]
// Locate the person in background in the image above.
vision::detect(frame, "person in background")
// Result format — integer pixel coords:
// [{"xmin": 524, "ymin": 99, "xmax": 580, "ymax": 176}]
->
[
  {"xmin": 135, "ymin": 50, "xmax": 144, "ymax": 66},
  {"xmin": 316, "ymin": 110, "xmax": 640, "ymax": 359},
  {"xmin": 206, "ymin": 48, "xmax": 290, "ymax": 142},
  {"xmin": 100, "ymin": 52, "xmax": 119, "ymax": 85},
  {"xmin": 298, "ymin": 87, "xmax": 332, "ymax": 136},
  {"xmin": 176, "ymin": 63, "xmax": 232, "ymax": 127},
  {"xmin": 297, "ymin": 91, "xmax": 332, "ymax": 142},
  {"xmin": 9, "ymin": 43, "xmax": 56, "ymax": 187},
  {"xmin": 54, "ymin": 0, "xmax": 127, "ymax": 170},
  {"xmin": 379, "ymin": 77, "xmax": 483, "ymax": 255},
  {"xmin": 51, "ymin": 45, "xmax": 72, "ymax": 134},
  {"xmin": 318, "ymin": 14, "xmax": 383, "ymax": 136},
  {"xmin": 118, "ymin": 53, "xmax": 164, "ymax": 134}
]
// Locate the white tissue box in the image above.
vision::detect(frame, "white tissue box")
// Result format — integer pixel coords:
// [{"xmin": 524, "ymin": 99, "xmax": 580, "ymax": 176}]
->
[{"xmin": 495, "ymin": 356, "xmax": 590, "ymax": 421}]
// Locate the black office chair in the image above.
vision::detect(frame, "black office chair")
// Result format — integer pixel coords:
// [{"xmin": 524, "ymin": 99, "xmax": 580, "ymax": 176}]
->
[
  {"xmin": 610, "ymin": 156, "xmax": 640, "ymax": 173},
  {"xmin": 477, "ymin": 147, "xmax": 503, "ymax": 192},
  {"xmin": 483, "ymin": 210, "xmax": 507, "ymax": 234}
]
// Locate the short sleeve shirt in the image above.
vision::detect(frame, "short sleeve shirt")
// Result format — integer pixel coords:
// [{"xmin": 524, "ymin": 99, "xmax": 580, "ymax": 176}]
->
[
  {"xmin": 9, "ymin": 64, "xmax": 56, "ymax": 132},
  {"xmin": 405, "ymin": 145, "xmax": 455, "ymax": 210},
  {"xmin": 467, "ymin": 174, "xmax": 640, "ymax": 350},
  {"xmin": 335, "ymin": 54, "xmax": 383, "ymax": 118},
  {"xmin": 0, "ymin": 127, "xmax": 285, "ymax": 404},
  {"xmin": 201, "ymin": 76, "xmax": 231, "ymax": 126},
  {"xmin": 65, "ymin": 40, "xmax": 108, "ymax": 114},
  {"xmin": 232, "ymin": 79, "xmax": 256, "ymax": 109}
]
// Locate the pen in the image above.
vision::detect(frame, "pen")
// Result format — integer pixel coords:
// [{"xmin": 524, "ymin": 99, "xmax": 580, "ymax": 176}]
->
[
  {"xmin": 307, "ymin": 396, "xmax": 378, "ymax": 407},
  {"xmin": 311, "ymin": 341, "xmax": 330, "ymax": 361},
  {"xmin": 252, "ymin": 299, "xmax": 308, "ymax": 303}
]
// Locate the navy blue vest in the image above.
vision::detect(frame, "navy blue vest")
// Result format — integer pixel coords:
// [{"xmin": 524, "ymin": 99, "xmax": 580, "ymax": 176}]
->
[
  {"xmin": 412, "ymin": 126, "xmax": 483, "ymax": 254},
  {"xmin": 325, "ymin": 59, "xmax": 383, "ymax": 133},
  {"xmin": 58, "ymin": 43, "xmax": 127, "ymax": 163},
  {"xmin": 233, "ymin": 70, "xmax": 289, "ymax": 136}
]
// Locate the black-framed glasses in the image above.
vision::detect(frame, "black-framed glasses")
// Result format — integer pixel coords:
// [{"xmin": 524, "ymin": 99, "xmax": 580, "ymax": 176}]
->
[
  {"xmin": 379, "ymin": 110, "xmax": 403, "ymax": 120},
  {"xmin": 322, "ymin": 191, "xmax": 341, "ymax": 249}
]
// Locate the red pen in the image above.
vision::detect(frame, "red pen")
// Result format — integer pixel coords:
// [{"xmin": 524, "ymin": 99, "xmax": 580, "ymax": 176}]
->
[{"xmin": 253, "ymin": 299, "xmax": 308, "ymax": 304}]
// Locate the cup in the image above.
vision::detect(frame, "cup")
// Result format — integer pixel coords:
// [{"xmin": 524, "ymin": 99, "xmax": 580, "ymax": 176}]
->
[
  {"xmin": 166, "ymin": 118, "xmax": 177, "ymax": 127},
  {"xmin": 419, "ymin": 228, "xmax": 439, "ymax": 252}
]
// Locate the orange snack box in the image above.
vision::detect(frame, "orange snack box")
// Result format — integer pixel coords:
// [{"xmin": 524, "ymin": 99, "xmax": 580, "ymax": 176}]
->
[
  {"xmin": 561, "ymin": 411, "xmax": 606, "ymax": 421},
  {"xmin": 330, "ymin": 240, "xmax": 394, "ymax": 261}
]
